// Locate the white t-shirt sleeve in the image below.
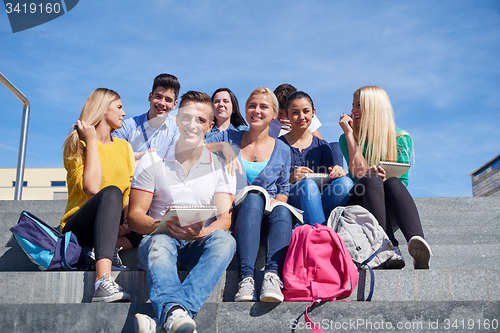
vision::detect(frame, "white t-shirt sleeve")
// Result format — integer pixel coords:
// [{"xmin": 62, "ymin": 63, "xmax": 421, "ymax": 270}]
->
[{"xmin": 131, "ymin": 152, "xmax": 160, "ymax": 193}]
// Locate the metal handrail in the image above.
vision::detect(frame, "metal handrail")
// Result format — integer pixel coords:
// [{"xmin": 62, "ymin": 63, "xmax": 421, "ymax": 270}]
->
[{"xmin": 0, "ymin": 72, "xmax": 30, "ymax": 200}]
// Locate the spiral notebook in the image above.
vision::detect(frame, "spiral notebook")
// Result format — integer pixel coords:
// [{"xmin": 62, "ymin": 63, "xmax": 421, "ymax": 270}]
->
[
  {"xmin": 151, "ymin": 205, "xmax": 218, "ymax": 235},
  {"xmin": 377, "ymin": 161, "xmax": 410, "ymax": 179},
  {"xmin": 298, "ymin": 173, "xmax": 330, "ymax": 188}
]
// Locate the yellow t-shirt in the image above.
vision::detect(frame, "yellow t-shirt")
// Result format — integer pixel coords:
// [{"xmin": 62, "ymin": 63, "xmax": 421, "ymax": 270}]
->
[{"xmin": 60, "ymin": 138, "xmax": 134, "ymax": 231}]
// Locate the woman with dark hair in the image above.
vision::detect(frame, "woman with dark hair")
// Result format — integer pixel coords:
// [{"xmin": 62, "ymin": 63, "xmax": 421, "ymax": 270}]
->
[
  {"xmin": 279, "ymin": 91, "xmax": 353, "ymax": 226},
  {"xmin": 205, "ymin": 88, "xmax": 248, "ymax": 138}
]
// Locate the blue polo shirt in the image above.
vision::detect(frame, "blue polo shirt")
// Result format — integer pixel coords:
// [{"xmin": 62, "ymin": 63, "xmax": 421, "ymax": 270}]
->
[
  {"xmin": 112, "ymin": 111, "xmax": 179, "ymax": 159},
  {"xmin": 205, "ymin": 129, "xmax": 291, "ymax": 198}
]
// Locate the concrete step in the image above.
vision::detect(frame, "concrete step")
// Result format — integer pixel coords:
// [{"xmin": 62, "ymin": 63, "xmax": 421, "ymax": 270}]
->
[
  {"xmin": 1, "ymin": 268, "xmax": 498, "ymax": 304},
  {"xmin": 2, "ymin": 197, "xmax": 500, "ymax": 271},
  {"xmin": 0, "ymin": 198, "xmax": 499, "ymax": 332},
  {"xmin": 1, "ymin": 301, "xmax": 499, "ymax": 333},
  {"xmin": 0, "ymin": 271, "xmax": 224, "ymax": 304}
]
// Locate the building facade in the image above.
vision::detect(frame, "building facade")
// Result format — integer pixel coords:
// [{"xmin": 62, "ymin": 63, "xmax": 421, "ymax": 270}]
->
[
  {"xmin": 0, "ymin": 168, "xmax": 68, "ymax": 200},
  {"xmin": 470, "ymin": 154, "xmax": 500, "ymax": 197}
]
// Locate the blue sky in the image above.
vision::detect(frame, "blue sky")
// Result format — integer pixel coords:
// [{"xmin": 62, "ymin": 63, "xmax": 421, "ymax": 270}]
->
[{"xmin": 1, "ymin": 0, "xmax": 499, "ymax": 198}]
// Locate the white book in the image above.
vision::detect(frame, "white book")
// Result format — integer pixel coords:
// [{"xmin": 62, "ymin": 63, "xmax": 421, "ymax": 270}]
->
[
  {"xmin": 235, "ymin": 185, "xmax": 304, "ymax": 224},
  {"xmin": 377, "ymin": 161, "xmax": 410, "ymax": 179},
  {"xmin": 151, "ymin": 205, "xmax": 218, "ymax": 235}
]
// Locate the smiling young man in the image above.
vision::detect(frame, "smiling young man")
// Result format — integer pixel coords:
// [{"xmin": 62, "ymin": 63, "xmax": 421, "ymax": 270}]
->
[
  {"xmin": 128, "ymin": 91, "xmax": 237, "ymax": 333},
  {"xmin": 113, "ymin": 73, "xmax": 180, "ymax": 161}
]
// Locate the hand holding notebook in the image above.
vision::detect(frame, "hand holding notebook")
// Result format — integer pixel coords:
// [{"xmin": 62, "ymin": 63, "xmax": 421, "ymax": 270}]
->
[
  {"xmin": 376, "ymin": 161, "xmax": 410, "ymax": 179},
  {"xmin": 151, "ymin": 205, "xmax": 218, "ymax": 236}
]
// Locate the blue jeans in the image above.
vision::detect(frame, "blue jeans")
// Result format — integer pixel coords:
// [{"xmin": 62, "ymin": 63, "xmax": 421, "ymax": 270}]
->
[
  {"xmin": 137, "ymin": 230, "xmax": 236, "ymax": 324},
  {"xmin": 288, "ymin": 176, "xmax": 354, "ymax": 225},
  {"xmin": 234, "ymin": 192, "xmax": 293, "ymax": 280}
]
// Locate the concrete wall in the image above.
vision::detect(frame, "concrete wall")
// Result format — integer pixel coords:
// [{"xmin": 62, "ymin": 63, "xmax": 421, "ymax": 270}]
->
[{"xmin": 0, "ymin": 168, "xmax": 67, "ymax": 200}]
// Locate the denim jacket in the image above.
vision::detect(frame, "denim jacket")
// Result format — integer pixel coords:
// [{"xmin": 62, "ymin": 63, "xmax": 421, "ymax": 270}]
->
[
  {"xmin": 204, "ymin": 123, "xmax": 249, "ymax": 140},
  {"xmin": 205, "ymin": 129, "xmax": 291, "ymax": 198}
]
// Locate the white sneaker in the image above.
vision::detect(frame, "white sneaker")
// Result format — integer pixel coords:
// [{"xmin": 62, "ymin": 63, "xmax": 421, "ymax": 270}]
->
[
  {"xmin": 234, "ymin": 276, "xmax": 257, "ymax": 302},
  {"xmin": 91, "ymin": 273, "xmax": 130, "ymax": 303},
  {"xmin": 408, "ymin": 236, "xmax": 432, "ymax": 269},
  {"xmin": 134, "ymin": 313, "xmax": 165, "ymax": 333},
  {"xmin": 260, "ymin": 272, "xmax": 284, "ymax": 302},
  {"xmin": 165, "ymin": 308, "xmax": 196, "ymax": 333}
]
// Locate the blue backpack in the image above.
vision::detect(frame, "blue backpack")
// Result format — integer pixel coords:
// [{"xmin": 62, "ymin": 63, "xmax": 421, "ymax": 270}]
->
[{"xmin": 10, "ymin": 211, "xmax": 87, "ymax": 271}]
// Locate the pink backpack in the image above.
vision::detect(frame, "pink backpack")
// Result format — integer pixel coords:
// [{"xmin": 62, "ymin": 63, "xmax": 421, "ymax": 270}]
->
[{"xmin": 282, "ymin": 224, "xmax": 359, "ymax": 333}]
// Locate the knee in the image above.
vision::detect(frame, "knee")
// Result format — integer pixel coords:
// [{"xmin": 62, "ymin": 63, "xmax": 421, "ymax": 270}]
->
[
  {"xmin": 269, "ymin": 206, "xmax": 292, "ymax": 226},
  {"xmin": 205, "ymin": 230, "xmax": 236, "ymax": 257},
  {"xmin": 246, "ymin": 192, "xmax": 265, "ymax": 204},
  {"xmin": 331, "ymin": 177, "xmax": 354, "ymax": 194},
  {"xmin": 296, "ymin": 178, "xmax": 320, "ymax": 202},
  {"xmin": 302, "ymin": 178, "xmax": 320, "ymax": 193},
  {"xmin": 139, "ymin": 234, "xmax": 177, "ymax": 264},
  {"xmin": 384, "ymin": 177, "xmax": 404, "ymax": 189},
  {"xmin": 236, "ymin": 193, "xmax": 265, "ymax": 220},
  {"xmin": 358, "ymin": 173, "xmax": 384, "ymax": 191},
  {"xmin": 100, "ymin": 185, "xmax": 123, "ymax": 206}
]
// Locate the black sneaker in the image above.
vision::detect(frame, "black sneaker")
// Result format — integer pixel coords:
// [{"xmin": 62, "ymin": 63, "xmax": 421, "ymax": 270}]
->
[
  {"xmin": 112, "ymin": 246, "xmax": 129, "ymax": 271},
  {"xmin": 384, "ymin": 246, "xmax": 406, "ymax": 269},
  {"xmin": 92, "ymin": 273, "xmax": 130, "ymax": 303},
  {"xmin": 87, "ymin": 247, "xmax": 129, "ymax": 271}
]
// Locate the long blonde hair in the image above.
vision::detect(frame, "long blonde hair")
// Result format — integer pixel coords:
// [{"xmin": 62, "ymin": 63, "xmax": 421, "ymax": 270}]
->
[
  {"xmin": 353, "ymin": 85, "xmax": 409, "ymax": 166},
  {"xmin": 62, "ymin": 88, "xmax": 121, "ymax": 162},
  {"xmin": 245, "ymin": 87, "xmax": 279, "ymax": 117}
]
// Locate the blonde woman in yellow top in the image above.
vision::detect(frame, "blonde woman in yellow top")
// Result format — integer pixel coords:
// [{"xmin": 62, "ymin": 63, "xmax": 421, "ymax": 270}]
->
[{"xmin": 61, "ymin": 88, "xmax": 134, "ymax": 303}]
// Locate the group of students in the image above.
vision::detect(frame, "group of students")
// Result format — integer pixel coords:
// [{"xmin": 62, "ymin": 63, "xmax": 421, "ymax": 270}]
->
[{"xmin": 60, "ymin": 73, "xmax": 432, "ymax": 333}]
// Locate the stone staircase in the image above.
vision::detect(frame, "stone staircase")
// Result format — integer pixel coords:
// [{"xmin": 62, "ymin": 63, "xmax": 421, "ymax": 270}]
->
[{"xmin": 0, "ymin": 198, "xmax": 499, "ymax": 333}]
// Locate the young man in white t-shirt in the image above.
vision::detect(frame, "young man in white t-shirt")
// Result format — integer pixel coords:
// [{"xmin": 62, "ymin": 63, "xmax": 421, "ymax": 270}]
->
[{"xmin": 128, "ymin": 91, "xmax": 236, "ymax": 333}]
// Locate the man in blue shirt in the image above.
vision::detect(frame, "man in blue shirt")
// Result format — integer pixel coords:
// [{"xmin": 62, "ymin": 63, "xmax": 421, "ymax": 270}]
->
[{"xmin": 113, "ymin": 74, "xmax": 180, "ymax": 161}]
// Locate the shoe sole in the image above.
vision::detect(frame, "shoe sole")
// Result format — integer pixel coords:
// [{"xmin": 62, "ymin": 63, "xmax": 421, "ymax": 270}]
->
[
  {"xmin": 408, "ymin": 236, "xmax": 431, "ymax": 269},
  {"xmin": 384, "ymin": 257, "xmax": 406, "ymax": 269},
  {"xmin": 92, "ymin": 292, "xmax": 130, "ymax": 303},
  {"xmin": 234, "ymin": 295, "xmax": 257, "ymax": 302},
  {"xmin": 260, "ymin": 292, "xmax": 284, "ymax": 302},
  {"xmin": 170, "ymin": 318, "xmax": 196, "ymax": 333}
]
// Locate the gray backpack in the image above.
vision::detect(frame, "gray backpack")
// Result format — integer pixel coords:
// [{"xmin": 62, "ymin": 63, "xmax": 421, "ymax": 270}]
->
[{"xmin": 327, "ymin": 205, "xmax": 394, "ymax": 269}]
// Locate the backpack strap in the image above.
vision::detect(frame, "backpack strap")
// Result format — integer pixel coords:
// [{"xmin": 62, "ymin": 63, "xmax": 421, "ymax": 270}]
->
[
  {"xmin": 304, "ymin": 299, "xmax": 327, "ymax": 333},
  {"xmin": 357, "ymin": 239, "xmax": 391, "ymax": 301},
  {"xmin": 61, "ymin": 232, "xmax": 79, "ymax": 271}
]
